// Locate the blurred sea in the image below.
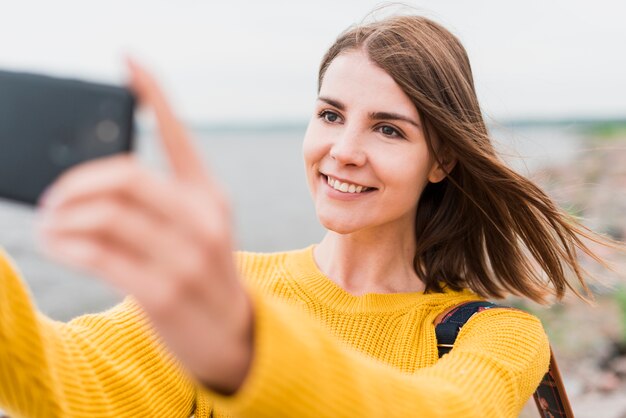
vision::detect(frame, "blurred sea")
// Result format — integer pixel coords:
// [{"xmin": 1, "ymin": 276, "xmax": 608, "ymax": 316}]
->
[{"xmin": 0, "ymin": 123, "xmax": 586, "ymax": 320}]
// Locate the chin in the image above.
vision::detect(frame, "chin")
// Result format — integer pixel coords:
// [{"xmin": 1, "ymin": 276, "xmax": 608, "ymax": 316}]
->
[{"xmin": 317, "ymin": 213, "xmax": 364, "ymax": 235}]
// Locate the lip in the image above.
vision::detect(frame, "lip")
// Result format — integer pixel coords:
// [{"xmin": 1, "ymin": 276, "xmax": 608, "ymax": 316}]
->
[
  {"xmin": 320, "ymin": 172, "xmax": 374, "ymax": 189},
  {"xmin": 319, "ymin": 172, "xmax": 376, "ymax": 201}
]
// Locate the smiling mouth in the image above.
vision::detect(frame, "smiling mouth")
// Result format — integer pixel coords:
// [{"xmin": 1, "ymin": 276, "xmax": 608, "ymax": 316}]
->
[{"xmin": 322, "ymin": 174, "xmax": 377, "ymax": 194}]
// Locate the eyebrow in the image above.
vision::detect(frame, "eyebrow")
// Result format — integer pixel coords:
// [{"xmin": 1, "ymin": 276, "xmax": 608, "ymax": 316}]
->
[{"xmin": 317, "ymin": 96, "xmax": 421, "ymax": 130}]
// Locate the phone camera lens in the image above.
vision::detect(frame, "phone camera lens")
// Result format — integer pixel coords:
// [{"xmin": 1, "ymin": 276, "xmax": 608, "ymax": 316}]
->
[{"xmin": 96, "ymin": 119, "xmax": 120, "ymax": 143}]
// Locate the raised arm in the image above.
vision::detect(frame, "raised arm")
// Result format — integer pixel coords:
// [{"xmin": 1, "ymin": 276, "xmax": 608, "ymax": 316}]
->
[
  {"xmin": 35, "ymin": 60, "xmax": 254, "ymax": 395},
  {"xmin": 201, "ymin": 290, "xmax": 550, "ymax": 418},
  {"xmin": 0, "ymin": 250, "xmax": 195, "ymax": 417}
]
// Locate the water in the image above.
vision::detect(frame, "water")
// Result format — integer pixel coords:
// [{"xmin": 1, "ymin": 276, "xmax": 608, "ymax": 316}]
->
[
  {"xmin": 0, "ymin": 124, "xmax": 583, "ymax": 320},
  {"xmin": 490, "ymin": 123, "xmax": 585, "ymax": 174}
]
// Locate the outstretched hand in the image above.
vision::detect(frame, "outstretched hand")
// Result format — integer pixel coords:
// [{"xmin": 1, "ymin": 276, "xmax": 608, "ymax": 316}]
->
[{"xmin": 36, "ymin": 59, "xmax": 253, "ymax": 394}]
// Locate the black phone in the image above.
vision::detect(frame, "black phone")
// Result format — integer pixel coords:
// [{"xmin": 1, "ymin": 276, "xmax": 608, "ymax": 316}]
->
[{"xmin": 0, "ymin": 69, "xmax": 135, "ymax": 206}]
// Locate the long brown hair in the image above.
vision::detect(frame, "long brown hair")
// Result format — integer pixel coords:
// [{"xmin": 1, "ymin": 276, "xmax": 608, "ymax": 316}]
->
[{"xmin": 318, "ymin": 14, "xmax": 621, "ymax": 303}]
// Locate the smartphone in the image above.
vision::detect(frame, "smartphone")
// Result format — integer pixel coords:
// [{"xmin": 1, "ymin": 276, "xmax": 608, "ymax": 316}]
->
[{"xmin": 0, "ymin": 69, "xmax": 135, "ymax": 205}]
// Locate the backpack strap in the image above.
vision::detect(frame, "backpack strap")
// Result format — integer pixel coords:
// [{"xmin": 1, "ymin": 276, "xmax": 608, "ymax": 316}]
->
[
  {"xmin": 434, "ymin": 301, "xmax": 498, "ymax": 357},
  {"xmin": 434, "ymin": 301, "xmax": 575, "ymax": 418},
  {"xmin": 533, "ymin": 349, "xmax": 575, "ymax": 418}
]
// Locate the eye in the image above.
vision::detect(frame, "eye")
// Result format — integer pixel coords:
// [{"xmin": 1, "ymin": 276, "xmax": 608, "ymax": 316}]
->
[
  {"xmin": 318, "ymin": 110, "xmax": 342, "ymax": 124},
  {"xmin": 377, "ymin": 124, "xmax": 404, "ymax": 139}
]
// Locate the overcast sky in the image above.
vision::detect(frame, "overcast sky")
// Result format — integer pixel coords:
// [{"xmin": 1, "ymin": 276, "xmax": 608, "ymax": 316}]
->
[{"xmin": 1, "ymin": 0, "xmax": 624, "ymax": 124}]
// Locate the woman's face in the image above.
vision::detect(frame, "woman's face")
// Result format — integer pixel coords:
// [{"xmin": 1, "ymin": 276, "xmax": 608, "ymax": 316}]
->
[{"xmin": 302, "ymin": 49, "xmax": 446, "ymax": 235}]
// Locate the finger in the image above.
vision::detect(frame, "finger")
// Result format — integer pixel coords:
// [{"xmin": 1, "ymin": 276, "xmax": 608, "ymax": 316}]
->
[
  {"xmin": 39, "ymin": 154, "xmax": 136, "ymax": 207},
  {"xmin": 40, "ymin": 154, "xmax": 180, "ymax": 217},
  {"xmin": 38, "ymin": 233, "xmax": 147, "ymax": 293},
  {"xmin": 38, "ymin": 196, "xmax": 219, "ymax": 287},
  {"xmin": 39, "ymin": 209, "xmax": 236, "ymax": 336},
  {"xmin": 38, "ymin": 157, "xmax": 232, "ymax": 250},
  {"xmin": 39, "ymin": 195, "xmax": 160, "ymax": 260},
  {"xmin": 126, "ymin": 57, "xmax": 209, "ymax": 184},
  {"xmin": 39, "ymin": 233, "xmax": 180, "ymax": 311}
]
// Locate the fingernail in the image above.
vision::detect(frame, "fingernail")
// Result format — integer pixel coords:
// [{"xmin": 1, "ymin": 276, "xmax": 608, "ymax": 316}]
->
[
  {"xmin": 38, "ymin": 187, "xmax": 60, "ymax": 208},
  {"xmin": 38, "ymin": 187, "xmax": 51, "ymax": 206},
  {"xmin": 124, "ymin": 55, "xmax": 136, "ymax": 69}
]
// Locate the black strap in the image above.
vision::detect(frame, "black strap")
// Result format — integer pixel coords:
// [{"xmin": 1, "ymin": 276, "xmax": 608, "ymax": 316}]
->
[
  {"xmin": 435, "ymin": 301, "xmax": 498, "ymax": 357},
  {"xmin": 435, "ymin": 301, "xmax": 574, "ymax": 418}
]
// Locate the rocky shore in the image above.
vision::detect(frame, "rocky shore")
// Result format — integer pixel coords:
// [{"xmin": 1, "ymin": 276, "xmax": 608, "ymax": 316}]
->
[{"xmin": 519, "ymin": 131, "xmax": 626, "ymax": 417}]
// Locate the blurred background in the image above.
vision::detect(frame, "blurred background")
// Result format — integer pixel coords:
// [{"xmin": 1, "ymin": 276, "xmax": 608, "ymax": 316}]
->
[{"xmin": 0, "ymin": 0, "xmax": 625, "ymax": 416}]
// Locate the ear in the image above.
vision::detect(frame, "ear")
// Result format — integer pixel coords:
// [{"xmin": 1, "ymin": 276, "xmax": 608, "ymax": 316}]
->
[
  {"xmin": 428, "ymin": 155, "xmax": 457, "ymax": 183},
  {"xmin": 423, "ymin": 125, "xmax": 456, "ymax": 184}
]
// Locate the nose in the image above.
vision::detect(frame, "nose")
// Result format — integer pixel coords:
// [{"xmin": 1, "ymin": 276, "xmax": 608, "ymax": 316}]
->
[{"xmin": 329, "ymin": 125, "xmax": 367, "ymax": 166}]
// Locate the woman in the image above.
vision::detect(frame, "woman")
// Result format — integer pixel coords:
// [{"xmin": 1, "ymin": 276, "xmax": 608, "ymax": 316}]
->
[{"xmin": 0, "ymin": 14, "xmax": 616, "ymax": 418}]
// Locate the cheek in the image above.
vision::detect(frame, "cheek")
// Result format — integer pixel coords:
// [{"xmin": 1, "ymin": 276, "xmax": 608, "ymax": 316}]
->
[
  {"xmin": 302, "ymin": 123, "xmax": 324, "ymax": 196},
  {"xmin": 379, "ymin": 152, "xmax": 432, "ymax": 202},
  {"xmin": 302, "ymin": 123, "xmax": 327, "ymax": 174}
]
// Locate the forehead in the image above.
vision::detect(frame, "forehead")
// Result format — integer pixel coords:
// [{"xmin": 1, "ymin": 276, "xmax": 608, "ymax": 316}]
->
[{"xmin": 319, "ymin": 50, "xmax": 419, "ymax": 118}]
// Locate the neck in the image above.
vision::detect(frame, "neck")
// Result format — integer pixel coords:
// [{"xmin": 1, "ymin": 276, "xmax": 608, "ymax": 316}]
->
[{"xmin": 313, "ymin": 226, "xmax": 425, "ymax": 296}]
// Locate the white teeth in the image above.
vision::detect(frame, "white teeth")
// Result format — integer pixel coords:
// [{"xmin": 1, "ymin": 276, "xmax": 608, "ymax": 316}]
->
[{"xmin": 325, "ymin": 175, "xmax": 371, "ymax": 194}]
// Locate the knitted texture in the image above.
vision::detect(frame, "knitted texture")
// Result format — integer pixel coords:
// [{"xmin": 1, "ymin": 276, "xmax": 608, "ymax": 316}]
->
[{"xmin": 0, "ymin": 245, "xmax": 550, "ymax": 417}]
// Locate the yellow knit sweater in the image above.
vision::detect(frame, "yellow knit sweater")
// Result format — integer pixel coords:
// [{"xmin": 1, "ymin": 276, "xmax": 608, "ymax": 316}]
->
[{"xmin": 0, "ymin": 245, "xmax": 550, "ymax": 418}]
